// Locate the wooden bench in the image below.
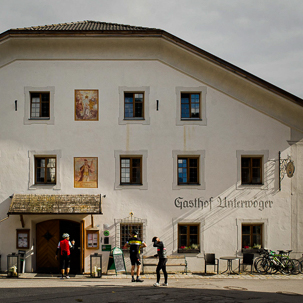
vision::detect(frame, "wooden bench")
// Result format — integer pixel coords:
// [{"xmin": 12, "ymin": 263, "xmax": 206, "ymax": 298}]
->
[{"xmin": 142, "ymin": 255, "xmax": 187, "ymax": 274}]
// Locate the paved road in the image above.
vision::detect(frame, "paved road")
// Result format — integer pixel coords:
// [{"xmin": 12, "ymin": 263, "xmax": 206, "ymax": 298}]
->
[{"xmin": 0, "ymin": 276, "xmax": 303, "ymax": 303}]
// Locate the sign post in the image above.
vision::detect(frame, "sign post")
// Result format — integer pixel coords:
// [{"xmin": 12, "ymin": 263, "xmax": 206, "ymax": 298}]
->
[{"xmin": 112, "ymin": 247, "xmax": 126, "ymax": 276}]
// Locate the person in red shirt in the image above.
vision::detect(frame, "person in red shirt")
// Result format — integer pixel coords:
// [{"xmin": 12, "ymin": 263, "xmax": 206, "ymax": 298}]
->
[{"xmin": 55, "ymin": 233, "xmax": 75, "ymax": 279}]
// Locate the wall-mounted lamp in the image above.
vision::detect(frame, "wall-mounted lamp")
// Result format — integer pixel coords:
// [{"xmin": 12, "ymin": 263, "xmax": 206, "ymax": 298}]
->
[
  {"xmin": 156, "ymin": 100, "xmax": 159, "ymax": 111},
  {"xmin": 15, "ymin": 100, "xmax": 17, "ymax": 111},
  {"xmin": 102, "ymin": 195, "xmax": 106, "ymax": 198}
]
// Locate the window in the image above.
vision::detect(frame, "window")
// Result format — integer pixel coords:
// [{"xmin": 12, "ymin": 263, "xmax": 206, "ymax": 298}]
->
[
  {"xmin": 114, "ymin": 150, "xmax": 148, "ymax": 190},
  {"xmin": 172, "ymin": 150, "xmax": 205, "ymax": 190},
  {"xmin": 242, "ymin": 224, "xmax": 263, "ymax": 250},
  {"xmin": 181, "ymin": 93, "xmax": 200, "ymax": 119},
  {"xmin": 24, "ymin": 86, "xmax": 55, "ymax": 125},
  {"xmin": 119, "ymin": 87, "xmax": 150, "ymax": 125},
  {"xmin": 120, "ymin": 157, "xmax": 142, "ymax": 185},
  {"xmin": 124, "ymin": 93, "xmax": 144, "ymax": 119},
  {"xmin": 120, "ymin": 223, "xmax": 143, "ymax": 250},
  {"xmin": 236, "ymin": 150, "xmax": 269, "ymax": 189},
  {"xmin": 178, "ymin": 157, "xmax": 199, "ymax": 185},
  {"xmin": 35, "ymin": 156, "xmax": 56, "ymax": 184},
  {"xmin": 30, "ymin": 92, "xmax": 50, "ymax": 118},
  {"xmin": 178, "ymin": 224, "xmax": 200, "ymax": 253},
  {"xmin": 241, "ymin": 157, "xmax": 262, "ymax": 184},
  {"xmin": 176, "ymin": 86, "xmax": 207, "ymax": 126}
]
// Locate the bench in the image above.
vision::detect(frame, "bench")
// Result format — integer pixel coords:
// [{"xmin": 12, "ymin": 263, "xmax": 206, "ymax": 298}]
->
[{"xmin": 142, "ymin": 255, "xmax": 187, "ymax": 274}]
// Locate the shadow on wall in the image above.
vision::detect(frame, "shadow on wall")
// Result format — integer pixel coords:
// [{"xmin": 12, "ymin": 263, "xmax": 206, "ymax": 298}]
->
[{"xmin": 144, "ymin": 152, "xmax": 289, "ymax": 257}]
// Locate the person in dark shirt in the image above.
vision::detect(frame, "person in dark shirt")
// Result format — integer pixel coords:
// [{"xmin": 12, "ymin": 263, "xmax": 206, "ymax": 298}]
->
[
  {"xmin": 152, "ymin": 236, "xmax": 168, "ymax": 287},
  {"xmin": 125, "ymin": 230, "xmax": 147, "ymax": 282}
]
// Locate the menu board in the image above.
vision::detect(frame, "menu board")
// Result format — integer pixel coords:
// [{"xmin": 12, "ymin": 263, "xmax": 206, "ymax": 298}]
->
[{"xmin": 87, "ymin": 232, "xmax": 98, "ymax": 248}]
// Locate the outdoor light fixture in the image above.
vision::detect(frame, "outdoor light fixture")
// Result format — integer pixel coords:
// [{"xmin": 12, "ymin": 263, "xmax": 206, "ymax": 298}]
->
[
  {"xmin": 156, "ymin": 100, "xmax": 159, "ymax": 111},
  {"xmin": 15, "ymin": 100, "xmax": 17, "ymax": 111}
]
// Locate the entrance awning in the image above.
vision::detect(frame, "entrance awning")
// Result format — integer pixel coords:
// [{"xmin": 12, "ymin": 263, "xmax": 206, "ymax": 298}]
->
[{"xmin": 8, "ymin": 194, "xmax": 102, "ymax": 215}]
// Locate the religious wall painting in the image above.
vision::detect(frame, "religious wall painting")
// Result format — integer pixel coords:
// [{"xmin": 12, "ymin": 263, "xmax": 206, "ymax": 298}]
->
[
  {"xmin": 75, "ymin": 90, "xmax": 99, "ymax": 121},
  {"xmin": 74, "ymin": 157, "xmax": 98, "ymax": 188}
]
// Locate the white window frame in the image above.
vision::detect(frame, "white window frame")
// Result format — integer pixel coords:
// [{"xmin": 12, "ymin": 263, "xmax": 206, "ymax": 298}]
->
[
  {"xmin": 28, "ymin": 150, "xmax": 61, "ymax": 190},
  {"xmin": 24, "ymin": 86, "xmax": 55, "ymax": 125},
  {"xmin": 236, "ymin": 150, "xmax": 269, "ymax": 190},
  {"xmin": 172, "ymin": 150, "xmax": 206, "ymax": 190},
  {"xmin": 118, "ymin": 86, "xmax": 150, "ymax": 125},
  {"xmin": 176, "ymin": 86, "xmax": 207, "ymax": 126},
  {"xmin": 114, "ymin": 150, "xmax": 148, "ymax": 190}
]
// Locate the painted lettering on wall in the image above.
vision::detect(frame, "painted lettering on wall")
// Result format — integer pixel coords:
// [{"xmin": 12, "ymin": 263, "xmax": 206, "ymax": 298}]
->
[{"xmin": 174, "ymin": 197, "xmax": 273, "ymax": 212}]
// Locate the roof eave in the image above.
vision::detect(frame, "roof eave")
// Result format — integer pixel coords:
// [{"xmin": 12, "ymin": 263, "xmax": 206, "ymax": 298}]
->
[{"xmin": 1, "ymin": 28, "xmax": 302, "ymax": 108}]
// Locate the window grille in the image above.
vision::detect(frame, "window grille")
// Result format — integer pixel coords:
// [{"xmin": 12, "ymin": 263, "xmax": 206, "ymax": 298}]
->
[{"xmin": 115, "ymin": 215, "xmax": 147, "ymax": 250}]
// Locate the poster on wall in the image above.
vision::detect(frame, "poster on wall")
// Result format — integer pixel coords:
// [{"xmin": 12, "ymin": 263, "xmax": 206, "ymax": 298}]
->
[
  {"xmin": 74, "ymin": 157, "xmax": 98, "ymax": 188},
  {"xmin": 87, "ymin": 231, "xmax": 99, "ymax": 248},
  {"xmin": 16, "ymin": 230, "xmax": 30, "ymax": 249},
  {"xmin": 75, "ymin": 89, "xmax": 99, "ymax": 121}
]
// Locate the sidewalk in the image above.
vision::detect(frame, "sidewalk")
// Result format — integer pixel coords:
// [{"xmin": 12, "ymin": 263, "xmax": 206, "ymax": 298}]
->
[{"xmin": 1, "ymin": 272, "xmax": 303, "ymax": 280}]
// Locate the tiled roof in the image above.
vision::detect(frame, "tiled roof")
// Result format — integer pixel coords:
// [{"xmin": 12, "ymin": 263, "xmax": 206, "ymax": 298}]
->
[
  {"xmin": 8, "ymin": 194, "xmax": 102, "ymax": 214},
  {"xmin": 13, "ymin": 20, "xmax": 157, "ymax": 31}
]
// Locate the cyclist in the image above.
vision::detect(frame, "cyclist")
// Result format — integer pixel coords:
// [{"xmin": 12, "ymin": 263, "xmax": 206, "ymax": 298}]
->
[
  {"xmin": 152, "ymin": 236, "xmax": 168, "ymax": 287},
  {"xmin": 125, "ymin": 230, "xmax": 147, "ymax": 282},
  {"xmin": 55, "ymin": 233, "xmax": 75, "ymax": 279}
]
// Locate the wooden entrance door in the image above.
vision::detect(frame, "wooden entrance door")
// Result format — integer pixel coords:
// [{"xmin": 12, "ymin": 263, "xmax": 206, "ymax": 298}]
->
[
  {"xmin": 36, "ymin": 219, "xmax": 81, "ymax": 274},
  {"xmin": 36, "ymin": 219, "xmax": 60, "ymax": 273}
]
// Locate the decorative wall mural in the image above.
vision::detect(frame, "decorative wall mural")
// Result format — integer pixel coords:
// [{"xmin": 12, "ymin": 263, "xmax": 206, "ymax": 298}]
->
[
  {"xmin": 75, "ymin": 90, "xmax": 99, "ymax": 121},
  {"xmin": 74, "ymin": 157, "xmax": 98, "ymax": 188}
]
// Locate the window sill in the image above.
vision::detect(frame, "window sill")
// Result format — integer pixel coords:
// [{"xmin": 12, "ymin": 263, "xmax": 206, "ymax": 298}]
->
[
  {"xmin": 242, "ymin": 248, "xmax": 261, "ymax": 254},
  {"xmin": 178, "ymin": 249, "xmax": 200, "ymax": 254},
  {"xmin": 29, "ymin": 117, "xmax": 50, "ymax": 120},
  {"xmin": 124, "ymin": 118, "xmax": 145, "ymax": 120}
]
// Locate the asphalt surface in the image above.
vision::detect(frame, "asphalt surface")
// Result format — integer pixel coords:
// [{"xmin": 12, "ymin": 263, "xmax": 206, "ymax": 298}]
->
[{"xmin": 1, "ymin": 274, "xmax": 303, "ymax": 303}]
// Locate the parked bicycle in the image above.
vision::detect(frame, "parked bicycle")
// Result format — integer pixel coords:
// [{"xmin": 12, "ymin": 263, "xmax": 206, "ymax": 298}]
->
[{"xmin": 254, "ymin": 249, "xmax": 301, "ymax": 275}]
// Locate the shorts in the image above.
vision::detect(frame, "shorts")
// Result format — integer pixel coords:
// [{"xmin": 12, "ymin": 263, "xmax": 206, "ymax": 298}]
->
[
  {"xmin": 60, "ymin": 253, "xmax": 71, "ymax": 269},
  {"xmin": 130, "ymin": 255, "xmax": 141, "ymax": 266}
]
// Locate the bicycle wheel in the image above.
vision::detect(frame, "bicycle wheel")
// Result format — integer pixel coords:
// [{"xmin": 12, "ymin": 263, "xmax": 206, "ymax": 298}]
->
[
  {"xmin": 290, "ymin": 259, "xmax": 301, "ymax": 275},
  {"xmin": 254, "ymin": 258, "xmax": 269, "ymax": 274},
  {"xmin": 280, "ymin": 258, "xmax": 292, "ymax": 275}
]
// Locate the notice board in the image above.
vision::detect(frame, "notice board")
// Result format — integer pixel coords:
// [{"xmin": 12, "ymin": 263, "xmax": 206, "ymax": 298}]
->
[{"xmin": 112, "ymin": 247, "xmax": 126, "ymax": 274}]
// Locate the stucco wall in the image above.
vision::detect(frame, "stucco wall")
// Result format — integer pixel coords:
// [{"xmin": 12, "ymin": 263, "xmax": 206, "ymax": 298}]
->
[{"xmin": 0, "ymin": 37, "xmax": 301, "ymax": 273}]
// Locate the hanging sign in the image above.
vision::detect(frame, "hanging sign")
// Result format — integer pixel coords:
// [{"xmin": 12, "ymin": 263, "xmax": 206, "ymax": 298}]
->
[{"xmin": 286, "ymin": 162, "xmax": 295, "ymax": 178}]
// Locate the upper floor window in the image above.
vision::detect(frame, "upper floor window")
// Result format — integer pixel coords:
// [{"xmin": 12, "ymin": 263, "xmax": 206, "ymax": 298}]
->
[
  {"xmin": 176, "ymin": 86, "xmax": 207, "ymax": 126},
  {"xmin": 119, "ymin": 87, "xmax": 150, "ymax": 125},
  {"xmin": 30, "ymin": 92, "xmax": 50, "ymax": 118},
  {"xmin": 120, "ymin": 157, "xmax": 142, "ymax": 185},
  {"xmin": 181, "ymin": 93, "xmax": 200, "ymax": 119},
  {"xmin": 241, "ymin": 157, "xmax": 262, "ymax": 185},
  {"xmin": 124, "ymin": 93, "xmax": 144, "ymax": 119},
  {"xmin": 24, "ymin": 86, "xmax": 55, "ymax": 125},
  {"xmin": 178, "ymin": 157, "xmax": 199, "ymax": 185},
  {"xmin": 35, "ymin": 156, "xmax": 56, "ymax": 184}
]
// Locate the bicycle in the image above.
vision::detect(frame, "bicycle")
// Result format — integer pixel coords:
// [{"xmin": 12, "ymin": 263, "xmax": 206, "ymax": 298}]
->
[{"xmin": 254, "ymin": 249, "xmax": 300, "ymax": 275}]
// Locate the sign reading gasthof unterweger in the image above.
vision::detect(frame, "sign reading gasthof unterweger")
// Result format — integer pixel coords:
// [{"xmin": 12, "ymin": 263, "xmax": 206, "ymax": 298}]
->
[{"xmin": 174, "ymin": 196, "xmax": 273, "ymax": 212}]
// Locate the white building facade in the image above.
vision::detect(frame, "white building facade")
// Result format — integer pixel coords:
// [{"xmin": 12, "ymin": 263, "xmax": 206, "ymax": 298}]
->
[{"xmin": 0, "ymin": 21, "xmax": 303, "ymax": 274}]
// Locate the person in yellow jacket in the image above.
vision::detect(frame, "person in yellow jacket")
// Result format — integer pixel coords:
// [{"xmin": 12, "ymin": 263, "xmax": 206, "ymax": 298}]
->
[{"xmin": 125, "ymin": 230, "xmax": 147, "ymax": 282}]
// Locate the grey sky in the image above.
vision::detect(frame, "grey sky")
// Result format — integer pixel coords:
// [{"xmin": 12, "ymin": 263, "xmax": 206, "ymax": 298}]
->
[{"xmin": 1, "ymin": 0, "xmax": 303, "ymax": 98}]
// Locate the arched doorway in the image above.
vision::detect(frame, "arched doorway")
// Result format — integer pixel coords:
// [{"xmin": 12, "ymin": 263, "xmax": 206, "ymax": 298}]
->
[{"xmin": 36, "ymin": 219, "xmax": 81, "ymax": 274}]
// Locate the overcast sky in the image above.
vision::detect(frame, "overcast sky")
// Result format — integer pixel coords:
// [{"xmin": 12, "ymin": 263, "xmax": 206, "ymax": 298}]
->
[{"xmin": 1, "ymin": 0, "xmax": 303, "ymax": 98}]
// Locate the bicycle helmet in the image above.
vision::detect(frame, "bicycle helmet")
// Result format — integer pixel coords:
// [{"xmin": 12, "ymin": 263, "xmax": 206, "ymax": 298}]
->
[{"xmin": 62, "ymin": 233, "xmax": 70, "ymax": 239}]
